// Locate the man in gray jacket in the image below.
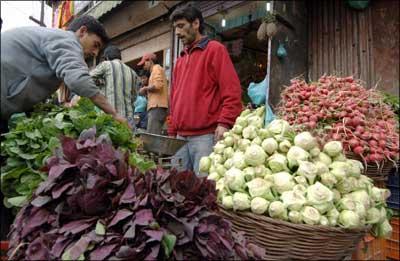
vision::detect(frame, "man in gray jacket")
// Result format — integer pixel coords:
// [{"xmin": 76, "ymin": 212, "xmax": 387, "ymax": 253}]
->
[{"xmin": 0, "ymin": 15, "xmax": 127, "ymax": 133}]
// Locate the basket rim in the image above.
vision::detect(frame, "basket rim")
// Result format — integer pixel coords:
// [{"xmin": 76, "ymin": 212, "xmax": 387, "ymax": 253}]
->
[{"xmin": 218, "ymin": 205, "xmax": 369, "ymax": 234}]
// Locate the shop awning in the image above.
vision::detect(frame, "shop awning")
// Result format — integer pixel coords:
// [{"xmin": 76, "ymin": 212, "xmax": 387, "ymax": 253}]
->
[{"xmin": 86, "ymin": 1, "xmax": 124, "ymax": 19}]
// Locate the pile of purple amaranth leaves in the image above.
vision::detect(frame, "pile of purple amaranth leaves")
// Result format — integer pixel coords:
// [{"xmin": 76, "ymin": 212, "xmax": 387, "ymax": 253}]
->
[{"xmin": 8, "ymin": 127, "xmax": 265, "ymax": 260}]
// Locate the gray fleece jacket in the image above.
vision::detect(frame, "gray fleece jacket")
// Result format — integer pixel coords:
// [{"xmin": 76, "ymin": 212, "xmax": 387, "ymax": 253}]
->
[{"xmin": 1, "ymin": 26, "xmax": 99, "ymax": 120}]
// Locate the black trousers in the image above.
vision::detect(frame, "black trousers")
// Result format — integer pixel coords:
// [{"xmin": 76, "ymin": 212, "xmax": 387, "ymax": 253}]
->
[{"xmin": 0, "ymin": 119, "xmax": 14, "ymax": 240}]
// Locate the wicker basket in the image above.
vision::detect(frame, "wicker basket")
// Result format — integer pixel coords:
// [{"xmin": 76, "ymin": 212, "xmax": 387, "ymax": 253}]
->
[
  {"xmin": 219, "ymin": 207, "xmax": 367, "ymax": 260},
  {"xmin": 345, "ymin": 153, "xmax": 397, "ymax": 183}
]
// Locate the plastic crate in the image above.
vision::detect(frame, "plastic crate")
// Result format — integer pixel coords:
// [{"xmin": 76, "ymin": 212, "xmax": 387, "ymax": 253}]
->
[
  {"xmin": 386, "ymin": 172, "xmax": 400, "ymax": 210},
  {"xmin": 386, "ymin": 217, "xmax": 399, "ymax": 260},
  {"xmin": 352, "ymin": 234, "xmax": 386, "ymax": 260},
  {"xmin": 0, "ymin": 241, "xmax": 8, "ymax": 261}
]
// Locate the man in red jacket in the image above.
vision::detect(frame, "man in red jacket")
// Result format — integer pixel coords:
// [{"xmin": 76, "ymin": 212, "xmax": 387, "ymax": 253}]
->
[{"xmin": 169, "ymin": 5, "xmax": 242, "ymax": 175}]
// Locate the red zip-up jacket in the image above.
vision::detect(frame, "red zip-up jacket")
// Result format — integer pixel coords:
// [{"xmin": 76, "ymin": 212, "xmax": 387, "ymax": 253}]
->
[{"xmin": 168, "ymin": 37, "xmax": 243, "ymax": 137}]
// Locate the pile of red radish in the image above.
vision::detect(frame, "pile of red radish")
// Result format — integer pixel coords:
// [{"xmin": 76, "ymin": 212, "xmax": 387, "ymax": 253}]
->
[{"xmin": 277, "ymin": 75, "xmax": 399, "ymax": 167}]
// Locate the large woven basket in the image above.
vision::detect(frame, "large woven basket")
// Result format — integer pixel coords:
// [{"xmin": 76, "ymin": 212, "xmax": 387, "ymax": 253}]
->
[
  {"xmin": 219, "ymin": 207, "xmax": 367, "ymax": 260},
  {"xmin": 346, "ymin": 153, "xmax": 398, "ymax": 183}
]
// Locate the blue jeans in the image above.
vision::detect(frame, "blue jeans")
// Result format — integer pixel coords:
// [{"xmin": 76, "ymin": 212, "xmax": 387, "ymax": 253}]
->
[{"xmin": 172, "ymin": 134, "xmax": 215, "ymax": 176}]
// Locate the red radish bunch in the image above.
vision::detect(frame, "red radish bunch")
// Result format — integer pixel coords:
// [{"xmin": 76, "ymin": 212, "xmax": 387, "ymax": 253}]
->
[{"xmin": 277, "ymin": 75, "xmax": 399, "ymax": 166}]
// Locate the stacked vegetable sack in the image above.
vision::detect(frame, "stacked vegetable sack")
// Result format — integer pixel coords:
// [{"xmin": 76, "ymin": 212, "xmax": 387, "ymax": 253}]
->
[
  {"xmin": 276, "ymin": 75, "xmax": 399, "ymax": 169},
  {"xmin": 200, "ymin": 106, "xmax": 393, "ymax": 237}
]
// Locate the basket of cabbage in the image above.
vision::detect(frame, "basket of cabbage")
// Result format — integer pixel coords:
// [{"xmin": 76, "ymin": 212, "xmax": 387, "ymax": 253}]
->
[{"xmin": 200, "ymin": 106, "xmax": 393, "ymax": 260}]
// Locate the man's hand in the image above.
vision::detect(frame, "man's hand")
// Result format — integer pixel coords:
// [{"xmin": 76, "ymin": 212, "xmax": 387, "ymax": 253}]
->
[
  {"xmin": 139, "ymin": 87, "xmax": 147, "ymax": 95},
  {"xmin": 214, "ymin": 125, "xmax": 228, "ymax": 142},
  {"xmin": 113, "ymin": 114, "xmax": 132, "ymax": 129}
]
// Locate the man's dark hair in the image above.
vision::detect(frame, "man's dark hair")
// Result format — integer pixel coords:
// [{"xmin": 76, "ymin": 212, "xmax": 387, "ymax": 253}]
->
[
  {"xmin": 103, "ymin": 45, "xmax": 121, "ymax": 60},
  {"xmin": 67, "ymin": 15, "xmax": 109, "ymax": 44},
  {"xmin": 170, "ymin": 5, "xmax": 204, "ymax": 34}
]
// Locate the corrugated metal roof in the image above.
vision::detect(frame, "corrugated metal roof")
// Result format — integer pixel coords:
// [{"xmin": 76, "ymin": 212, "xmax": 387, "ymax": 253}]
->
[{"xmin": 86, "ymin": 1, "xmax": 124, "ymax": 19}]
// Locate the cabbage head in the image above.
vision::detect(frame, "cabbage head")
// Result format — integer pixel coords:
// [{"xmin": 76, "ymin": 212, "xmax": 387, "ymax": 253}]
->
[
  {"xmin": 348, "ymin": 190, "xmax": 371, "ymax": 210},
  {"xmin": 336, "ymin": 177, "xmax": 357, "ymax": 194},
  {"xmin": 346, "ymin": 159, "xmax": 363, "ymax": 177},
  {"xmin": 214, "ymin": 142, "xmax": 225, "ymax": 154},
  {"xmin": 288, "ymin": 211, "xmax": 302, "ymax": 224},
  {"xmin": 251, "ymin": 197, "xmax": 269, "ymax": 214},
  {"xmin": 267, "ymin": 119, "xmax": 291, "ymax": 135},
  {"xmin": 287, "ymin": 146, "xmax": 310, "ymax": 168},
  {"xmin": 267, "ymin": 153, "xmax": 288, "ymax": 173},
  {"xmin": 244, "ymin": 144, "xmax": 266, "ymax": 166},
  {"xmin": 224, "ymin": 136, "xmax": 234, "ymax": 147},
  {"xmin": 232, "ymin": 125, "xmax": 243, "ymax": 135},
  {"xmin": 258, "ymin": 128, "xmax": 272, "ymax": 139},
  {"xmin": 261, "ymin": 138, "xmax": 278, "ymax": 155},
  {"xmin": 367, "ymin": 207, "xmax": 381, "ymax": 224},
  {"xmin": 317, "ymin": 152, "xmax": 332, "ymax": 166},
  {"xmin": 223, "ymin": 147, "xmax": 235, "ymax": 160},
  {"xmin": 268, "ymin": 201, "xmax": 288, "ymax": 220},
  {"xmin": 301, "ymin": 206, "xmax": 321, "ymax": 225},
  {"xmin": 199, "ymin": 156, "xmax": 211, "ymax": 173},
  {"xmin": 251, "ymin": 137, "xmax": 262, "ymax": 146},
  {"xmin": 294, "ymin": 132, "xmax": 317, "ymax": 151},
  {"xmin": 243, "ymin": 167, "xmax": 256, "ymax": 182},
  {"xmin": 310, "ymin": 147, "xmax": 321, "ymax": 157},
  {"xmin": 246, "ymin": 178, "xmax": 274, "ymax": 201},
  {"xmin": 373, "ymin": 219, "xmax": 393, "ymax": 238},
  {"xmin": 224, "ymin": 167, "xmax": 245, "ymax": 191},
  {"xmin": 272, "ymin": 172, "xmax": 295, "ymax": 194},
  {"xmin": 315, "ymin": 161, "xmax": 329, "ymax": 175},
  {"xmin": 338, "ymin": 210, "xmax": 360, "ymax": 229},
  {"xmin": 294, "ymin": 176, "xmax": 308, "ymax": 187},
  {"xmin": 323, "ymin": 141, "xmax": 343, "ymax": 157},
  {"xmin": 320, "ymin": 216, "xmax": 329, "ymax": 226},
  {"xmin": 222, "ymin": 195, "xmax": 233, "ymax": 209},
  {"xmin": 333, "ymin": 153, "xmax": 347, "ymax": 162},
  {"xmin": 242, "ymin": 125, "xmax": 258, "ymax": 140},
  {"xmin": 313, "ymin": 202, "xmax": 334, "ymax": 214},
  {"xmin": 278, "ymin": 140, "xmax": 292, "ymax": 153},
  {"xmin": 254, "ymin": 165, "xmax": 268, "ymax": 178},
  {"xmin": 232, "ymin": 151, "xmax": 247, "ymax": 170},
  {"xmin": 281, "ymin": 190, "xmax": 306, "ymax": 211},
  {"xmin": 207, "ymin": 172, "xmax": 220, "ymax": 181},
  {"xmin": 306, "ymin": 182, "xmax": 334, "ymax": 205},
  {"xmin": 247, "ymin": 115, "xmax": 263, "ymax": 129},
  {"xmin": 320, "ymin": 172, "xmax": 338, "ymax": 188},
  {"xmin": 235, "ymin": 116, "xmax": 248, "ymax": 127},
  {"xmin": 224, "ymin": 158, "xmax": 234, "ymax": 170},
  {"xmin": 296, "ymin": 160, "xmax": 318, "ymax": 184},
  {"xmin": 233, "ymin": 192, "xmax": 251, "ymax": 211},
  {"xmin": 238, "ymin": 139, "xmax": 251, "ymax": 152}
]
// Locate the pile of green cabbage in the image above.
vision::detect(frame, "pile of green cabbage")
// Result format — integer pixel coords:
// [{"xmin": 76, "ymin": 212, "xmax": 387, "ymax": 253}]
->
[{"xmin": 200, "ymin": 107, "xmax": 393, "ymax": 238}]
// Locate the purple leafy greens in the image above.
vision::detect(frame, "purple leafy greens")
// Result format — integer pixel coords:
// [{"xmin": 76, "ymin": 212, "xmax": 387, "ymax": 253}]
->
[{"xmin": 8, "ymin": 129, "xmax": 265, "ymax": 260}]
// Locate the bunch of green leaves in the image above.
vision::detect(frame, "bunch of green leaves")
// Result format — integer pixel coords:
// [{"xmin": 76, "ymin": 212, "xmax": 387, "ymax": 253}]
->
[
  {"xmin": 381, "ymin": 91, "xmax": 400, "ymax": 121},
  {"xmin": 1, "ymin": 98, "xmax": 152, "ymax": 209}
]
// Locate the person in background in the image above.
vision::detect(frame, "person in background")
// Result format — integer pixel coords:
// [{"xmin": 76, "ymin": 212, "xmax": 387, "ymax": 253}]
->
[
  {"xmin": 137, "ymin": 53, "xmax": 169, "ymax": 135},
  {"xmin": 90, "ymin": 45, "xmax": 139, "ymax": 125},
  {"xmin": 133, "ymin": 70, "xmax": 150, "ymax": 130},
  {"xmin": 168, "ymin": 5, "xmax": 242, "ymax": 175}
]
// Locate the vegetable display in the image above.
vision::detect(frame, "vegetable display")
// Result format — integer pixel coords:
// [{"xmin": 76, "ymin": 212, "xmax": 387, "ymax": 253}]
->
[
  {"xmin": 7, "ymin": 129, "xmax": 265, "ymax": 260},
  {"xmin": 200, "ymin": 106, "xmax": 393, "ymax": 237},
  {"xmin": 275, "ymin": 75, "xmax": 399, "ymax": 167},
  {"xmin": 1, "ymin": 98, "xmax": 154, "ymax": 209}
]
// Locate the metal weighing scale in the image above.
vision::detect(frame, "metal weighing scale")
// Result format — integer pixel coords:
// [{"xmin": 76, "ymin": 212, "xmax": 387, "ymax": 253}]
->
[{"xmin": 136, "ymin": 130, "xmax": 187, "ymax": 169}]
